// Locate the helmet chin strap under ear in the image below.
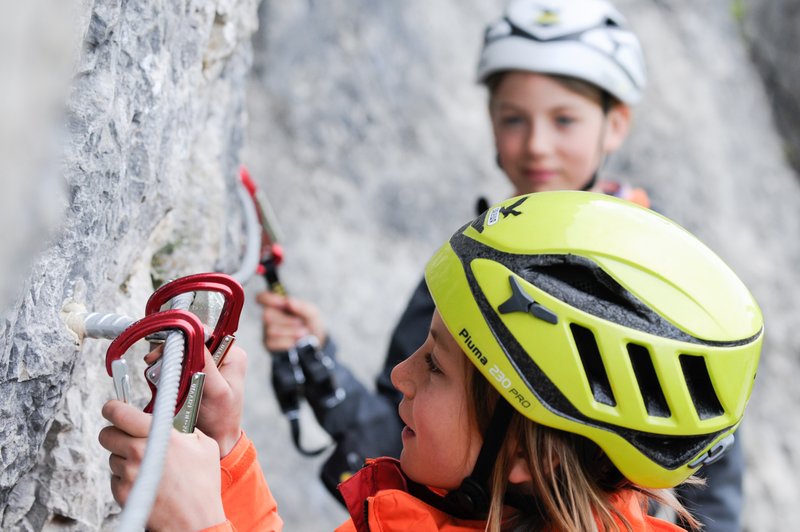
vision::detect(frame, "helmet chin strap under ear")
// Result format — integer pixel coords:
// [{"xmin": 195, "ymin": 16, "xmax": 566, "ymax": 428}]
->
[
  {"xmin": 581, "ymin": 171, "xmax": 599, "ymax": 192},
  {"xmin": 583, "ymin": 94, "xmax": 614, "ymax": 192},
  {"xmin": 408, "ymin": 400, "xmax": 517, "ymax": 519}
]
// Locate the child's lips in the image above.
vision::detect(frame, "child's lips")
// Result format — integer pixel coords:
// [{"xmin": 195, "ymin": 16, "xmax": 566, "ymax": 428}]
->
[{"xmin": 523, "ymin": 169, "xmax": 557, "ymax": 183}]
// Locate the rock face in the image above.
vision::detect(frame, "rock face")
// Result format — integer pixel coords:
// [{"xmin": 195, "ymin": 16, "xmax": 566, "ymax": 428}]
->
[
  {"xmin": 744, "ymin": 0, "xmax": 800, "ymax": 174},
  {"xmin": 2, "ymin": 0, "xmax": 800, "ymax": 530},
  {"xmin": 0, "ymin": 0, "xmax": 257, "ymax": 529}
]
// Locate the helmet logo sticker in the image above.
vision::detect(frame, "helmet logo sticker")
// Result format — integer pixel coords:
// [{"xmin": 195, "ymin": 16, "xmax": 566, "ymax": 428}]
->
[
  {"xmin": 458, "ymin": 328, "xmax": 488, "ymax": 366},
  {"xmin": 499, "ymin": 196, "xmax": 527, "ymax": 218},
  {"xmin": 535, "ymin": 9, "xmax": 560, "ymax": 27},
  {"xmin": 497, "ymin": 275, "xmax": 558, "ymax": 325},
  {"xmin": 473, "ymin": 196, "xmax": 528, "ymax": 233},
  {"xmin": 487, "ymin": 207, "xmax": 501, "ymax": 226}
]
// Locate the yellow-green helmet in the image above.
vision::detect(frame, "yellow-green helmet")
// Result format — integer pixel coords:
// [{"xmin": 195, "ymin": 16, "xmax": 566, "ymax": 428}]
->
[{"xmin": 426, "ymin": 191, "xmax": 762, "ymax": 488}]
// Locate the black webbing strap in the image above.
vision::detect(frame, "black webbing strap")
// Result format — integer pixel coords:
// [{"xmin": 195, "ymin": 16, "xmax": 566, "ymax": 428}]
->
[{"xmin": 406, "ymin": 400, "xmax": 515, "ymax": 519}]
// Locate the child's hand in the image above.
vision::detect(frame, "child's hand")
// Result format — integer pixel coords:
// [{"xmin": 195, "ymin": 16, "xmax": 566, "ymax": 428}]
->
[
  {"xmin": 256, "ymin": 291, "xmax": 327, "ymax": 351},
  {"xmin": 195, "ymin": 344, "xmax": 247, "ymax": 457},
  {"xmin": 98, "ymin": 400, "xmax": 226, "ymax": 531},
  {"xmin": 143, "ymin": 343, "xmax": 247, "ymax": 457}
]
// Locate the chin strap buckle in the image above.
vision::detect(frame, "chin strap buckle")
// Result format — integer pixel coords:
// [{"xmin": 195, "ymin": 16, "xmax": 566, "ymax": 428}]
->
[{"xmin": 443, "ymin": 477, "xmax": 490, "ymax": 518}]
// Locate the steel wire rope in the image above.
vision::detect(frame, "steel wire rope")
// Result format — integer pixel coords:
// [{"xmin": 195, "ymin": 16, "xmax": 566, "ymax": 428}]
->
[
  {"xmin": 115, "ymin": 291, "xmax": 194, "ymax": 532},
  {"xmin": 230, "ymin": 177, "xmax": 261, "ymax": 284}
]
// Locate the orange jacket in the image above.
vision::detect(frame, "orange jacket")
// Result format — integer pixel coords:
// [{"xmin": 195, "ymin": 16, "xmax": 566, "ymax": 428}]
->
[
  {"xmin": 202, "ymin": 432, "xmax": 283, "ymax": 532},
  {"xmin": 335, "ymin": 457, "xmax": 682, "ymax": 532},
  {"xmin": 206, "ymin": 443, "xmax": 682, "ymax": 532},
  {"xmin": 597, "ymin": 179, "xmax": 651, "ymax": 209}
]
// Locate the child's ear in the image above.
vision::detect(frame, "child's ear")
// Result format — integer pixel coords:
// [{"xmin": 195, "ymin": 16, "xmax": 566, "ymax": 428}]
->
[
  {"xmin": 507, "ymin": 452, "xmax": 533, "ymax": 484},
  {"xmin": 508, "ymin": 446, "xmax": 561, "ymax": 484},
  {"xmin": 602, "ymin": 103, "xmax": 632, "ymax": 153}
]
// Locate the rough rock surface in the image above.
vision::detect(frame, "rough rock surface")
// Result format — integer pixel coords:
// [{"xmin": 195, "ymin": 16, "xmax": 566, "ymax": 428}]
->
[
  {"xmin": 743, "ymin": 0, "xmax": 800, "ymax": 174},
  {"xmin": 0, "ymin": 0, "xmax": 257, "ymax": 529}
]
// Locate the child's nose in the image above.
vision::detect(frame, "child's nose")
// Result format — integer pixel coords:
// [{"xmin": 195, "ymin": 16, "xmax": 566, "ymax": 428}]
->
[
  {"xmin": 391, "ymin": 351, "xmax": 417, "ymax": 398},
  {"xmin": 527, "ymin": 122, "xmax": 552, "ymax": 155}
]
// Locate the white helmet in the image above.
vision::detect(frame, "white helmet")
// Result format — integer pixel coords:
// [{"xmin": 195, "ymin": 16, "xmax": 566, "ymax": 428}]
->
[{"xmin": 477, "ymin": 0, "xmax": 647, "ymax": 105}]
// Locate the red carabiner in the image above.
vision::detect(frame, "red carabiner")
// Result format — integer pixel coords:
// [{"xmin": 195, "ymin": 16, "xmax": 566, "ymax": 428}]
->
[
  {"xmin": 145, "ymin": 273, "xmax": 244, "ymax": 357},
  {"xmin": 105, "ymin": 310, "xmax": 205, "ymax": 415}
]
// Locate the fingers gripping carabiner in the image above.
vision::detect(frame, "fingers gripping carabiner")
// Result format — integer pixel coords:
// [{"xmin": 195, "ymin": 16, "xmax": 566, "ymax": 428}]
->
[
  {"xmin": 145, "ymin": 272, "xmax": 244, "ymax": 365},
  {"xmin": 105, "ymin": 310, "xmax": 205, "ymax": 422}
]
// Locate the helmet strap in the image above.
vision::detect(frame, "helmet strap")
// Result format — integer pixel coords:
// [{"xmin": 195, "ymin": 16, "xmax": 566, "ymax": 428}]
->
[
  {"xmin": 600, "ymin": 91, "xmax": 613, "ymax": 115},
  {"xmin": 583, "ymin": 96, "xmax": 614, "ymax": 192},
  {"xmin": 581, "ymin": 172, "xmax": 598, "ymax": 192},
  {"xmin": 438, "ymin": 399, "xmax": 515, "ymax": 518}
]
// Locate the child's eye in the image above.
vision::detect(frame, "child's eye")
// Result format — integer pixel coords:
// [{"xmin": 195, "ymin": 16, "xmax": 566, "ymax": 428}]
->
[
  {"xmin": 425, "ymin": 353, "xmax": 443, "ymax": 375},
  {"xmin": 500, "ymin": 115, "xmax": 525, "ymax": 127},
  {"xmin": 555, "ymin": 115, "xmax": 576, "ymax": 126}
]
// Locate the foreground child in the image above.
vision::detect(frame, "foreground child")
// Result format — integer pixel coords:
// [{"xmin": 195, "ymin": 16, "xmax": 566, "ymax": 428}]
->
[{"xmin": 100, "ymin": 192, "xmax": 762, "ymax": 531}]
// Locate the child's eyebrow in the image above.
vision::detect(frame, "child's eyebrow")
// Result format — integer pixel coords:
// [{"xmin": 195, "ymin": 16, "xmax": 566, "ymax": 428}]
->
[{"xmin": 492, "ymin": 101, "xmax": 522, "ymax": 111}]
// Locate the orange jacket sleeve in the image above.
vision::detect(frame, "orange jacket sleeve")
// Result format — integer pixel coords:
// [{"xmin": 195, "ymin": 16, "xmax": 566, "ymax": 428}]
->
[{"xmin": 201, "ymin": 431, "xmax": 283, "ymax": 532}]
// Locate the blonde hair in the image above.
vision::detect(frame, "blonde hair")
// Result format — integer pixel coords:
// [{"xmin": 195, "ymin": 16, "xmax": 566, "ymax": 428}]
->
[{"xmin": 465, "ymin": 364, "xmax": 700, "ymax": 531}]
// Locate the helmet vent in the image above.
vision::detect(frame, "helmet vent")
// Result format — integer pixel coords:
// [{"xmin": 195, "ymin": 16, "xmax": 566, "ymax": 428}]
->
[
  {"xmin": 522, "ymin": 256, "xmax": 734, "ymax": 346},
  {"xmin": 570, "ymin": 324, "xmax": 616, "ymax": 406},
  {"xmin": 679, "ymin": 355, "xmax": 724, "ymax": 420},
  {"xmin": 525, "ymin": 258, "xmax": 647, "ymax": 319},
  {"xmin": 627, "ymin": 344, "xmax": 671, "ymax": 418}
]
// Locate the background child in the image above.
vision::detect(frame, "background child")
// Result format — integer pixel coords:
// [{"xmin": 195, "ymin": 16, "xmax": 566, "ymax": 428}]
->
[
  {"xmin": 257, "ymin": 1, "xmax": 746, "ymax": 529},
  {"xmin": 101, "ymin": 192, "xmax": 763, "ymax": 531}
]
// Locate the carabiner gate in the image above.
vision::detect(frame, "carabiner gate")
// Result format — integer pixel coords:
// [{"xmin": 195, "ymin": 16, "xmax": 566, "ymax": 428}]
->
[{"xmin": 105, "ymin": 310, "xmax": 206, "ymax": 432}]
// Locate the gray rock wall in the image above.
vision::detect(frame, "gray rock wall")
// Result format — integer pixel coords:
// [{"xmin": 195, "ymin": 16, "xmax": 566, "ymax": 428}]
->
[
  {"xmin": 743, "ymin": 0, "xmax": 800, "ymax": 174},
  {"xmin": 0, "ymin": 0, "xmax": 258, "ymax": 529},
  {"xmin": 241, "ymin": 1, "xmax": 800, "ymax": 531}
]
